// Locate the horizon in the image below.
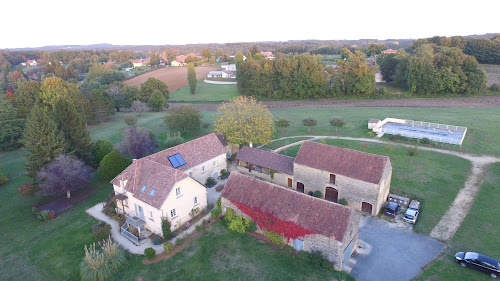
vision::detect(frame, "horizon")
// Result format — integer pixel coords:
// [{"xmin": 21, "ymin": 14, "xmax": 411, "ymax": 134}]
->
[{"xmin": 2, "ymin": 0, "xmax": 500, "ymax": 49}]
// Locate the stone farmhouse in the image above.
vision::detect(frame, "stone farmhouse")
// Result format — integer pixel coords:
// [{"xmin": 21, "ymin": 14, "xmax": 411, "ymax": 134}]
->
[
  {"xmin": 221, "ymin": 172, "xmax": 360, "ymax": 270},
  {"xmin": 110, "ymin": 133, "xmax": 228, "ymax": 240},
  {"xmin": 236, "ymin": 141, "xmax": 392, "ymax": 215}
]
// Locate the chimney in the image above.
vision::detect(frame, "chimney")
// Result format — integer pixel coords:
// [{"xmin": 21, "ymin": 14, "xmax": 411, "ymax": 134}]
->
[{"xmin": 249, "ymin": 142, "xmax": 253, "ymax": 148}]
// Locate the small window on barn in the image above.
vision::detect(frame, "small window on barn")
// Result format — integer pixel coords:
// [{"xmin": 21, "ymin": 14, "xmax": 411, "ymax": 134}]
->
[{"xmin": 329, "ymin": 174, "xmax": 336, "ymax": 185}]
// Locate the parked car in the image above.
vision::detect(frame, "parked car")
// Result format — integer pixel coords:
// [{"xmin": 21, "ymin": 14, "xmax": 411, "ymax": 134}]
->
[
  {"xmin": 455, "ymin": 251, "xmax": 500, "ymax": 278},
  {"xmin": 403, "ymin": 200, "xmax": 420, "ymax": 224},
  {"xmin": 384, "ymin": 202, "xmax": 401, "ymax": 218}
]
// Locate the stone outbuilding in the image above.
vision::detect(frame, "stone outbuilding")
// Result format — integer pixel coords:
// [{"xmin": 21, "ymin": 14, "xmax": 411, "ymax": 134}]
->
[
  {"xmin": 293, "ymin": 141, "xmax": 392, "ymax": 215},
  {"xmin": 235, "ymin": 146, "xmax": 294, "ymax": 187},
  {"xmin": 221, "ymin": 172, "xmax": 360, "ymax": 270},
  {"xmin": 368, "ymin": 118, "xmax": 381, "ymax": 129}
]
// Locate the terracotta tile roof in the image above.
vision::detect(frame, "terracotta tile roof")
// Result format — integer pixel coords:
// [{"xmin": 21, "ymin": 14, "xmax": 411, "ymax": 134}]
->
[
  {"xmin": 236, "ymin": 146, "xmax": 294, "ymax": 175},
  {"xmin": 144, "ymin": 133, "xmax": 226, "ymax": 172},
  {"xmin": 132, "ymin": 59, "xmax": 143, "ymax": 64},
  {"xmin": 382, "ymin": 49, "xmax": 398, "ymax": 54},
  {"xmin": 295, "ymin": 141, "xmax": 390, "ymax": 184},
  {"xmin": 215, "ymin": 133, "xmax": 228, "ymax": 146},
  {"xmin": 111, "ymin": 158, "xmax": 188, "ymax": 209},
  {"xmin": 222, "ymin": 172, "xmax": 354, "ymax": 241}
]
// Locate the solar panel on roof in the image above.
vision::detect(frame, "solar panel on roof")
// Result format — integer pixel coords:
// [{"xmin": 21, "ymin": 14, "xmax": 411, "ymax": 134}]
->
[
  {"xmin": 168, "ymin": 155, "xmax": 180, "ymax": 168},
  {"xmin": 149, "ymin": 189, "xmax": 156, "ymax": 197},
  {"xmin": 140, "ymin": 185, "xmax": 147, "ymax": 193},
  {"xmin": 168, "ymin": 153, "xmax": 185, "ymax": 168},
  {"xmin": 174, "ymin": 154, "xmax": 186, "ymax": 166}
]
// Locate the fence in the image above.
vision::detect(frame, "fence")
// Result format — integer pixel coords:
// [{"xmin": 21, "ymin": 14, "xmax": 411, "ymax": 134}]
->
[
  {"xmin": 404, "ymin": 120, "xmax": 467, "ymax": 132},
  {"xmin": 381, "ymin": 128, "xmax": 462, "ymax": 145},
  {"xmin": 120, "ymin": 224, "xmax": 139, "ymax": 244}
]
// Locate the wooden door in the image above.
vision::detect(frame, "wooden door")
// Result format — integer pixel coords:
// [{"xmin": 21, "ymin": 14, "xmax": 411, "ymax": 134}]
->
[
  {"xmin": 361, "ymin": 202, "xmax": 373, "ymax": 214},
  {"xmin": 325, "ymin": 187, "xmax": 338, "ymax": 202},
  {"xmin": 287, "ymin": 178, "xmax": 292, "ymax": 187},
  {"xmin": 296, "ymin": 182, "xmax": 304, "ymax": 193}
]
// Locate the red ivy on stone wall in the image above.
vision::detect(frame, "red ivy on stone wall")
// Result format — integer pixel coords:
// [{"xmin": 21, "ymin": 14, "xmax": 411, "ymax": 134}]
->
[{"xmin": 231, "ymin": 200, "xmax": 315, "ymax": 241}]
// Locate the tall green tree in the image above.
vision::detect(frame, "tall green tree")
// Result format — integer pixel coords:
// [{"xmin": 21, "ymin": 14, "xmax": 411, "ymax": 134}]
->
[
  {"xmin": 202, "ymin": 49, "xmax": 211, "ymax": 59},
  {"xmin": 53, "ymin": 98, "xmax": 93, "ymax": 165},
  {"xmin": 235, "ymin": 51, "xmax": 244, "ymax": 63},
  {"xmin": 140, "ymin": 77, "xmax": 169, "ymax": 101},
  {"xmin": 250, "ymin": 45, "xmax": 260, "ymax": 55},
  {"xmin": 0, "ymin": 97, "xmax": 25, "ymax": 151},
  {"xmin": 90, "ymin": 89, "xmax": 114, "ymax": 123},
  {"xmin": 15, "ymin": 80, "xmax": 41, "ymax": 118},
  {"xmin": 246, "ymin": 50, "xmax": 253, "ymax": 61},
  {"xmin": 334, "ymin": 50, "xmax": 376, "ymax": 96},
  {"xmin": 164, "ymin": 106, "xmax": 201, "ymax": 132},
  {"xmin": 22, "ymin": 105, "xmax": 66, "ymax": 178},
  {"xmin": 148, "ymin": 89, "xmax": 167, "ymax": 111},
  {"xmin": 149, "ymin": 51, "xmax": 160, "ymax": 66},
  {"xmin": 187, "ymin": 62, "xmax": 197, "ymax": 94}
]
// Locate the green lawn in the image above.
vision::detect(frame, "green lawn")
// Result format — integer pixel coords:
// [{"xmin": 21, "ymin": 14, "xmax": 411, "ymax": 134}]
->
[
  {"xmin": 270, "ymin": 107, "xmax": 500, "ymax": 156},
  {"xmin": 260, "ymin": 136, "xmax": 315, "ymax": 150},
  {"xmin": 414, "ymin": 162, "xmax": 500, "ymax": 281},
  {"xmin": 279, "ymin": 139, "xmax": 471, "ymax": 235},
  {"xmin": 169, "ymin": 79, "xmax": 240, "ymax": 102},
  {"xmin": 112, "ymin": 220, "xmax": 353, "ymax": 281}
]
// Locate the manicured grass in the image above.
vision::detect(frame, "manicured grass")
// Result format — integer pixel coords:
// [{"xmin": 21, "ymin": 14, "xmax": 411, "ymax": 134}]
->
[
  {"xmin": 261, "ymin": 137, "xmax": 314, "ymax": 150},
  {"xmin": 279, "ymin": 139, "xmax": 471, "ymax": 235},
  {"xmin": 111, "ymin": 220, "xmax": 353, "ymax": 281},
  {"xmin": 415, "ymin": 162, "xmax": 500, "ymax": 281},
  {"xmin": 270, "ymin": 107, "xmax": 500, "ymax": 156},
  {"xmin": 170, "ymin": 79, "xmax": 240, "ymax": 102}
]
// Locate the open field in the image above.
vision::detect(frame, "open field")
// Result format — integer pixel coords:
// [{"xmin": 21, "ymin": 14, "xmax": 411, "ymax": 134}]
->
[
  {"xmin": 279, "ymin": 139, "xmax": 471, "ymax": 235},
  {"xmin": 479, "ymin": 64, "xmax": 500, "ymax": 87},
  {"xmin": 415, "ymin": 162, "xmax": 500, "ymax": 281},
  {"xmin": 123, "ymin": 66, "xmax": 217, "ymax": 92},
  {"xmin": 112, "ymin": 220, "xmax": 353, "ymax": 281},
  {"xmin": 170, "ymin": 79, "xmax": 240, "ymax": 102}
]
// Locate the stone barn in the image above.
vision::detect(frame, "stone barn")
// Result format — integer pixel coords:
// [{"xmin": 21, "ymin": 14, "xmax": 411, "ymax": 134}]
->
[
  {"xmin": 221, "ymin": 172, "xmax": 360, "ymax": 270},
  {"xmin": 293, "ymin": 141, "xmax": 392, "ymax": 216},
  {"xmin": 235, "ymin": 146, "xmax": 294, "ymax": 187}
]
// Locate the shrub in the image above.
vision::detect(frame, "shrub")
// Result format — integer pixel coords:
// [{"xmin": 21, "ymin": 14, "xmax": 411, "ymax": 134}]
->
[
  {"xmin": 92, "ymin": 139, "xmax": 114, "ymax": 164},
  {"xmin": 99, "ymin": 150, "xmax": 132, "ymax": 181},
  {"xmin": 189, "ymin": 207, "xmax": 200, "ymax": 218},
  {"xmin": 164, "ymin": 106, "xmax": 202, "ymax": 133},
  {"xmin": 92, "ymin": 222, "xmax": 111, "ymax": 241},
  {"xmin": 313, "ymin": 191, "xmax": 323, "ymax": 198},
  {"xmin": 144, "ymin": 247, "xmax": 156, "ymax": 260},
  {"xmin": 152, "ymin": 236, "xmax": 162, "ymax": 245},
  {"xmin": 329, "ymin": 116, "xmax": 346, "ymax": 134},
  {"xmin": 211, "ymin": 209, "xmax": 220, "ymax": 218},
  {"xmin": 124, "ymin": 115, "xmax": 137, "ymax": 126},
  {"xmin": 338, "ymin": 198, "xmax": 348, "ymax": 206},
  {"xmin": 163, "ymin": 242, "xmax": 174, "ymax": 254},
  {"xmin": 0, "ymin": 171, "xmax": 8, "ymax": 185},
  {"xmin": 421, "ymin": 137, "xmax": 430, "ymax": 144},
  {"xmin": 489, "ymin": 83, "xmax": 500, "ymax": 92},
  {"xmin": 80, "ymin": 238, "xmax": 126, "ymax": 281},
  {"xmin": 247, "ymin": 220, "xmax": 257, "ymax": 233},
  {"xmin": 216, "ymin": 197, "xmax": 221, "ymax": 212},
  {"xmin": 175, "ymin": 238, "xmax": 184, "ymax": 246},
  {"xmin": 205, "ymin": 177, "xmax": 216, "ymax": 187},
  {"xmin": 407, "ymin": 146, "xmax": 419, "ymax": 157},
  {"xmin": 220, "ymin": 169, "xmax": 229, "ymax": 179},
  {"xmin": 32, "ymin": 208, "xmax": 55, "ymax": 221},
  {"xmin": 302, "ymin": 117, "xmax": 318, "ymax": 134},
  {"xmin": 17, "ymin": 182, "xmax": 34, "ymax": 195},
  {"xmin": 117, "ymin": 126, "xmax": 158, "ymax": 159},
  {"xmin": 263, "ymin": 230, "xmax": 284, "ymax": 246},
  {"xmin": 269, "ymin": 170, "xmax": 277, "ymax": 179},
  {"xmin": 228, "ymin": 216, "xmax": 246, "ymax": 234},
  {"xmin": 309, "ymin": 250, "xmax": 333, "ymax": 270},
  {"xmin": 164, "ymin": 132, "xmax": 184, "ymax": 148},
  {"xmin": 202, "ymin": 219, "xmax": 208, "ymax": 226},
  {"xmin": 224, "ymin": 208, "xmax": 236, "ymax": 222},
  {"xmin": 161, "ymin": 218, "xmax": 172, "ymax": 239},
  {"xmin": 308, "ymin": 191, "xmax": 314, "ymax": 196},
  {"xmin": 195, "ymin": 225, "xmax": 202, "ymax": 232}
]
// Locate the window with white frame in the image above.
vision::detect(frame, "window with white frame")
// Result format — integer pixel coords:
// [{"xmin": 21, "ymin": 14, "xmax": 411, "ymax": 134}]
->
[
  {"xmin": 193, "ymin": 196, "xmax": 198, "ymax": 206},
  {"xmin": 170, "ymin": 208, "xmax": 177, "ymax": 218},
  {"xmin": 176, "ymin": 187, "xmax": 181, "ymax": 197}
]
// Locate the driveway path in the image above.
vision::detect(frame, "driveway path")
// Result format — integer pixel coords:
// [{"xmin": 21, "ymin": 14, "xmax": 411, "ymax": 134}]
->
[
  {"xmin": 265, "ymin": 135, "xmax": 500, "ymax": 241},
  {"xmin": 351, "ymin": 216, "xmax": 445, "ymax": 281}
]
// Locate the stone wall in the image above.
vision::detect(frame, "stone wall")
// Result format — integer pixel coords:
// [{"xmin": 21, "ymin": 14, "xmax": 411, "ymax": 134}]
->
[
  {"xmin": 221, "ymin": 197, "xmax": 358, "ymax": 270},
  {"xmin": 293, "ymin": 163, "xmax": 386, "ymax": 215},
  {"xmin": 186, "ymin": 154, "xmax": 227, "ymax": 185},
  {"xmin": 236, "ymin": 163, "xmax": 293, "ymax": 187}
]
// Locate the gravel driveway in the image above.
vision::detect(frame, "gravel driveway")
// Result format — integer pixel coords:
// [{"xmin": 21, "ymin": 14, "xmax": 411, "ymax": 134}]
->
[{"xmin": 350, "ymin": 216, "xmax": 445, "ymax": 281}]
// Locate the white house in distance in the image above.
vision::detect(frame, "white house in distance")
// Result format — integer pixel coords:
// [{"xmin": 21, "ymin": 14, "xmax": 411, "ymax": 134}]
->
[
  {"xmin": 109, "ymin": 133, "xmax": 227, "ymax": 240},
  {"xmin": 207, "ymin": 70, "xmax": 235, "ymax": 79},
  {"xmin": 132, "ymin": 58, "xmax": 150, "ymax": 68},
  {"xmin": 261, "ymin": 52, "xmax": 275, "ymax": 60},
  {"xmin": 27, "ymin": 59, "xmax": 38, "ymax": 67}
]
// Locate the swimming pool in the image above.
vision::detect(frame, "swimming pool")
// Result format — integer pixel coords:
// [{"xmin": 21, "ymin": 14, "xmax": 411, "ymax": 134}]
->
[{"xmin": 381, "ymin": 122, "xmax": 467, "ymax": 145}]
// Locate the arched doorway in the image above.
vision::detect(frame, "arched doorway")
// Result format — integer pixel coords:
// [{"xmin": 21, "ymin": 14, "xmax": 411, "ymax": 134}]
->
[
  {"xmin": 296, "ymin": 182, "xmax": 304, "ymax": 193},
  {"xmin": 325, "ymin": 187, "xmax": 338, "ymax": 203},
  {"xmin": 361, "ymin": 202, "xmax": 373, "ymax": 214}
]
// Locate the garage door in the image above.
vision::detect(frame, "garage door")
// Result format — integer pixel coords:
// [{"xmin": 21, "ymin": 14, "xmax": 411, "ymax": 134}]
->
[{"xmin": 343, "ymin": 240, "xmax": 354, "ymax": 267}]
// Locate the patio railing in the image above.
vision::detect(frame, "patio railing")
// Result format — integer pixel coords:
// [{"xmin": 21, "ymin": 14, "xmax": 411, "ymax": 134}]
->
[
  {"xmin": 120, "ymin": 224, "xmax": 139, "ymax": 245},
  {"xmin": 125, "ymin": 214, "xmax": 145, "ymax": 228}
]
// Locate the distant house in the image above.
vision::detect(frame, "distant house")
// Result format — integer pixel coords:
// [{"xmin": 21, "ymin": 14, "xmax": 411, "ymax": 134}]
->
[
  {"xmin": 236, "ymin": 146, "xmax": 294, "ymax": 187},
  {"xmin": 382, "ymin": 49, "xmax": 398, "ymax": 55},
  {"xmin": 132, "ymin": 58, "xmax": 150, "ymax": 68},
  {"xmin": 171, "ymin": 55, "xmax": 187, "ymax": 67},
  {"xmin": 207, "ymin": 70, "xmax": 235, "ymax": 79},
  {"xmin": 27, "ymin": 60, "xmax": 38, "ymax": 67},
  {"xmin": 221, "ymin": 62, "xmax": 229, "ymax": 70},
  {"xmin": 221, "ymin": 172, "xmax": 360, "ymax": 270},
  {"xmin": 260, "ymin": 52, "xmax": 275, "ymax": 60},
  {"xmin": 109, "ymin": 133, "xmax": 228, "ymax": 239}
]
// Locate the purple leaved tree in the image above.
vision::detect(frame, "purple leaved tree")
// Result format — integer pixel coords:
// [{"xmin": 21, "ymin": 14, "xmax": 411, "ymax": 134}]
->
[
  {"xmin": 118, "ymin": 126, "xmax": 158, "ymax": 159},
  {"xmin": 36, "ymin": 154, "xmax": 93, "ymax": 198}
]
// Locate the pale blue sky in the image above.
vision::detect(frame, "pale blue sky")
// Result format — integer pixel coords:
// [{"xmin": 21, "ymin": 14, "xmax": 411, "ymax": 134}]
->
[{"xmin": 2, "ymin": 0, "xmax": 499, "ymax": 48}]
